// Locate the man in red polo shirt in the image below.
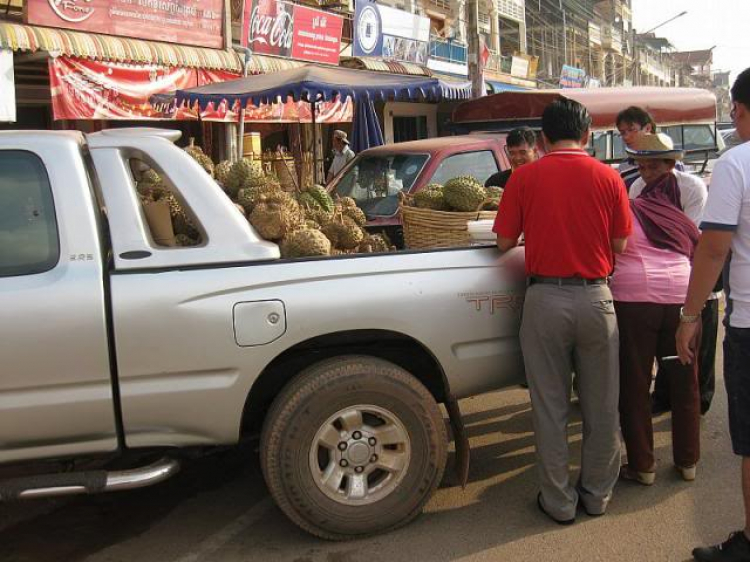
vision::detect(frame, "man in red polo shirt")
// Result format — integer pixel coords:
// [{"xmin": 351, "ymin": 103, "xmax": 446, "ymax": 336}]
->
[{"xmin": 494, "ymin": 98, "xmax": 632, "ymax": 525}]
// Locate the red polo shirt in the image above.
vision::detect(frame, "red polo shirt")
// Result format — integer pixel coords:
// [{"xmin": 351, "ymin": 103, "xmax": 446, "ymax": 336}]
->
[{"xmin": 493, "ymin": 149, "xmax": 632, "ymax": 278}]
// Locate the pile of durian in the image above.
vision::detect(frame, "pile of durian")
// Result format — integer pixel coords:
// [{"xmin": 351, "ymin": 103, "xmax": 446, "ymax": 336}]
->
[
  {"xmin": 405, "ymin": 176, "xmax": 503, "ymax": 212},
  {"xmin": 218, "ymin": 158, "xmax": 394, "ymax": 258}
]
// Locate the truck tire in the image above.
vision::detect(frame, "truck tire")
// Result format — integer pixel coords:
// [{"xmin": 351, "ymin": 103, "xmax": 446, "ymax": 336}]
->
[{"xmin": 260, "ymin": 355, "xmax": 447, "ymax": 540}]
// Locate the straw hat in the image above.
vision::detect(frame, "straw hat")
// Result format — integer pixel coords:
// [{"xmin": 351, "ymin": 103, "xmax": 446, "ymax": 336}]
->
[
  {"xmin": 625, "ymin": 132, "xmax": 684, "ymax": 160},
  {"xmin": 333, "ymin": 130, "xmax": 350, "ymax": 144}
]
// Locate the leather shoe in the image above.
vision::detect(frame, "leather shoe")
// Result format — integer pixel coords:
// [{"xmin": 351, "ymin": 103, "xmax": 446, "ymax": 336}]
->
[
  {"xmin": 693, "ymin": 531, "xmax": 750, "ymax": 561},
  {"xmin": 536, "ymin": 493, "xmax": 575, "ymax": 526}
]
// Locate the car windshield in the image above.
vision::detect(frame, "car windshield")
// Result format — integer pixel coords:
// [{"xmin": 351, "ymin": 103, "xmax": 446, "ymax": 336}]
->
[{"xmin": 333, "ymin": 153, "xmax": 429, "ymax": 217}]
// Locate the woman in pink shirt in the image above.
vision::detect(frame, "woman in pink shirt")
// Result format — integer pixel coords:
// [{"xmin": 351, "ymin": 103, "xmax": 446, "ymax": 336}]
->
[{"xmin": 610, "ymin": 134, "xmax": 701, "ymax": 486}]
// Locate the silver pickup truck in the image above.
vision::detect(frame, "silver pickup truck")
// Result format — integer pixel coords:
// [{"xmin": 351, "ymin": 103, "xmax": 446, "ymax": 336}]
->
[{"xmin": 0, "ymin": 128, "xmax": 525, "ymax": 540}]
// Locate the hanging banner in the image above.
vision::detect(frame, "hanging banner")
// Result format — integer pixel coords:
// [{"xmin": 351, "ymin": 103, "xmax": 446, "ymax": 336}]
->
[
  {"xmin": 182, "ymin": 96, "xmax": 352, "ymax": 123},
  {"xmin": 242, "ymin": 0, "xmax": 342, "ymax": 64},
  {"xmin": 50, "ymin": 57, "xmax": 199, "ymax": 120},
  {"xmin": 0, "ymin": 49, "xmax": 16, "ymax": 123},
  {"xmin": 353, "ymin": 0, "xmax": 429, "ymax": 65},
  {"xmin": 26, "ymin": 0, "xmax": 224, "ymax": 49}
]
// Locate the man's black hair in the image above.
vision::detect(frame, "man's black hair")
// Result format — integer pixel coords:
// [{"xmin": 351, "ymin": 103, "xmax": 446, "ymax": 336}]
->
[
  {"xmin": 732, "ymin": 67, "xmax": 750, "ymax": 108},
  {"xmin": 506, "ymin": 127, "xmax": 537, "ymax": 148},
  {"xmin": 615, "ymin": 106, "xmax": 656, "ymax": 131},
  {"xmin": 542, "ymin": 99, "xmax": 592, "ymax": 144}
]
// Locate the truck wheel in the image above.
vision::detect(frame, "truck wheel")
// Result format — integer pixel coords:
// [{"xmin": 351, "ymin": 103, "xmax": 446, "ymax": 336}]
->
[{"xmin": 261, "ymin": 355, "xmax": 447, "ymax": 540}]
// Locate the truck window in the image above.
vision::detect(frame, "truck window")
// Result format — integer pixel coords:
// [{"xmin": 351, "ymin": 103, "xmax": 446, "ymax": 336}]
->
[
  {"xmin": 130, "ymin": 158, "xmax": 203, "ymax": 247},
  {"xmin": 334, "ymin": 153, "xmax": 429, "ymax": 217},
  {"xmin": 0, "ymin": 151, "xmax": 59, "ymax": 277},
  {"xmin": 683, "ymin": 125, "xmax": 716, "ymax": 150},
  {"xmin": 660, "ymin": 126, "xmax": 684, "ymax": 149},
  {"xmin": 590, "ymin": 132, "xmax": 609, "ymax": 161},
  {"xmin": 428, "ymin": 151, "xmax": 499, "ymax": 186}
]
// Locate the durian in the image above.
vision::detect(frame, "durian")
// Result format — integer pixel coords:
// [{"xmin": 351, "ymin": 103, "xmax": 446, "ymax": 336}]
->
[
  {"xmin": 280, "ymin": 228, "xmax": 332, "ymax": 258},
  {"xmin": 413, "ymin": 184, "xmax": 448, "ymax": 210},
  {"xmin": 443, "ymin": 176, "xmax": 486, "ymax": 212}
]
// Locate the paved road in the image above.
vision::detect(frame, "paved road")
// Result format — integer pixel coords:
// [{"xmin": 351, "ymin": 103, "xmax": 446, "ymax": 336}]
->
[{"xmin": 1, "ymin": 343, "xmax": 743, "ymax": 562}]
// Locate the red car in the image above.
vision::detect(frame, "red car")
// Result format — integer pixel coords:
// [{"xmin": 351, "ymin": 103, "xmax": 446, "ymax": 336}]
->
[{"xmin": 330, "ymin": 134, "xmax": 511, "ymax": 244}]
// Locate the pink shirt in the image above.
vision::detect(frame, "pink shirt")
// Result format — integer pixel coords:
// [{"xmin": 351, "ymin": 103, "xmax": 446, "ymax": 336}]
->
[{"xmin": 610, "ymin": 217, "xmax": 691, "ymax": 304}]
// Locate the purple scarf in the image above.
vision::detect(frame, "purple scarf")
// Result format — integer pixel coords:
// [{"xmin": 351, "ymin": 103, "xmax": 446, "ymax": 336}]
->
[{"xmin": 630, "ymin": 172, "xmax": 700, "ymax": 259}]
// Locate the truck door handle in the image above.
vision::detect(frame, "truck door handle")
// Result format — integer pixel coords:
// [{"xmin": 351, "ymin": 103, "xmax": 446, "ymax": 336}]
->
[{"xmin": 119, "ymin": 250, "xmax": 152, "ymax": 260}]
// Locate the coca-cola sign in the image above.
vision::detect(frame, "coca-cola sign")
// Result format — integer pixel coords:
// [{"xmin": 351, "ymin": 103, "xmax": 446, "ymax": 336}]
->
[
  {"xmin": 242, "ymin": 0, "xmax": 342, "ymax": 63},
  {"xmin": 243, "ymin": 0, "xmax": 293, "ymax": 57}
]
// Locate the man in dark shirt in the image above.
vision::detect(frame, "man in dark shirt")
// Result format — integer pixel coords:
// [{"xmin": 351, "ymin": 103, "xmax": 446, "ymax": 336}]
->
[
  {"xmin": 494, "ymin": 99, "xmax": 632, "ymax": 525},
  {"xmin": 485, "ymin": 127, "xmax": 538, "ymax": 187}
]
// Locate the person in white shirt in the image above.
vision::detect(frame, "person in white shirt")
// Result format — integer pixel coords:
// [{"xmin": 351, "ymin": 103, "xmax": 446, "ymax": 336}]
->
[
  {"xmin": 678, "ymin": 67, "xmax": 750, "ymax": 562},
  {"xmin": 326, "ymin": 130, "xmax": 355, "ymax": 183}
]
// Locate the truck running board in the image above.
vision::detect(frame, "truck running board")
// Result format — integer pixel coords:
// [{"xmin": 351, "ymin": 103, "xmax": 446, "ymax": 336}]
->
[{"xmin": 0, "ymin": 457, "xmax": 180, "ymax": 501}]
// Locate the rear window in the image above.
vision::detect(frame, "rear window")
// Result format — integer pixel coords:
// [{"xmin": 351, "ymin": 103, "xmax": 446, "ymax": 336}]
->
[
  {"xmin": 0, "ymin": 151, "xmax": 60, "ymax": 277},
  {"xmin": 334, "ymin": 153, "xmax": 429, "ymax": 217},
  {"xmin": 428, "ymin": 151, "xmax": 499, "ymax": 186}
]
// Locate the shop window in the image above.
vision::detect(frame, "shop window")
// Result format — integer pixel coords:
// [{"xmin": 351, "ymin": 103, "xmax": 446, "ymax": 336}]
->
[
  {"xmin": 0, "ymin": 151, "xmax": 60, "ymax": 277},
  {"xmin": 428, "ymin": 151, "xmax": 499, "ymax": 186},
  {"xmin": 393, "ymin": 116, "xmax": 429, "ymax": 143}
]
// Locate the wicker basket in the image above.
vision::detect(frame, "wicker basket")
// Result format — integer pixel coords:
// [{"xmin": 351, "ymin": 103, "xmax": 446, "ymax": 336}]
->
[{"xmin": 399, "ymin": 195, "xmax": 497, "ymax": 249}]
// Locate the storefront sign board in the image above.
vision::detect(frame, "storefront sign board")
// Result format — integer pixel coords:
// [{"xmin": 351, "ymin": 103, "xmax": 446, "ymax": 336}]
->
[
  {"xmin": 26, "ymin": 0, "xmax": 224, "ymax": 48},
  {"xmin": 242, "ymin": 0, "xmax": 342, "ymax": 64},
  {"xmin": 353, "ymin": 0, "xmax": 429, "ymax": 65}
]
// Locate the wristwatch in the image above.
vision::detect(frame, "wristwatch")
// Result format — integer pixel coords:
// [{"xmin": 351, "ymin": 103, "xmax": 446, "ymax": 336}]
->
[{"xmin": 679, "ymin": 307, "xmax": 701, "ymax": 323}]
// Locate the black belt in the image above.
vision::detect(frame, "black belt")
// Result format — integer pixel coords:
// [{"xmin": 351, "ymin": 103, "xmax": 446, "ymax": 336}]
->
[{"xmin": 529, "ymin": 276, "xmax": 608, "ymax": 287}]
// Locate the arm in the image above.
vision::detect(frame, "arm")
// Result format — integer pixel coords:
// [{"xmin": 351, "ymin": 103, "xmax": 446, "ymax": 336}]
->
[
  {"xmin": 676, "ymin": 230, "xmax": 733, "ymax": 363},
  {"xmin": 611, "ymin": 237, "xmax": 628, "ymax": 254},
  {"xmin": 676, "ymin": 157, "xmax": 744, "ymax": 363},
  {"xmin": 492, "ymin": 173, "xmax": 523, "ymax": 252},
  {"xmin": 497, "ymin": 235, "xmax": 519, "ymax": 252},
  {"xmin": 610, "ymin": 175, "xmax": 633, "ymax": 254}
]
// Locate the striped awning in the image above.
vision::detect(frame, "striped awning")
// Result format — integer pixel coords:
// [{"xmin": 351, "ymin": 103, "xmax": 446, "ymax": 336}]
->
[
  {"xmin": 245, "ymin": 54, "xmax": 306, "ymax": 76},
  {"xmin": 0, "ymin": 22, "xmax": 242, "ymax": 72},
  {"xmin": 340, "ymin": 57, "xmax": 432, "ymax": 77}
]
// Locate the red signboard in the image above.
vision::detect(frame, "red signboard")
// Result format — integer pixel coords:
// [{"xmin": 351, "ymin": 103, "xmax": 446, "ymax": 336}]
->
[
  {"xmin": 291, "ymin": 5, "xmax": 343, "ymax": 66},
  {"xmin": 27, "ymin": 0, "xmax": 224, "ymax": 49},
  {"xmin": 242, "ymin": 0, "xmax": 342, "ymax": 64}
]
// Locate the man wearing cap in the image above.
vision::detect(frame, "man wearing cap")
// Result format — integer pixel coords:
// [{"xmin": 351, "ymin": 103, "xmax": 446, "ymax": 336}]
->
[{"xmin": 327, "ymin": 130, "xmax": 355, "ymax": 183}]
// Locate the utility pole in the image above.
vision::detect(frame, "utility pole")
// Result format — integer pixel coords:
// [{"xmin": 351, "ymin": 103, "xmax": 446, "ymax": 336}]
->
[{"xmin": 466, "ymin": 0, "xmax": 483, "ymax": 98}]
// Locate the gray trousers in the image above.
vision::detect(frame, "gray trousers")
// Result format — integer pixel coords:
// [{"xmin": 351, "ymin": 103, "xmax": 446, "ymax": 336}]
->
[{"xmin": 521, "ymin": 282, "xmax": 621, "ymax": 520}]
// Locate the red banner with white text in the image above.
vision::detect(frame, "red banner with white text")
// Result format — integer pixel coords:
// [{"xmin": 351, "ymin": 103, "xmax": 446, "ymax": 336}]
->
[{"xmin": 50, "ymin": 57, "xmax": 198, "ymax": 120}]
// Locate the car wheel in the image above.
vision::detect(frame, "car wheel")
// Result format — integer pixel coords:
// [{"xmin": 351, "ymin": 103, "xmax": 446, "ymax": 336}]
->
[{"xmin": 261, "ymin": 355, "xmax": 447, "ymax": 540}]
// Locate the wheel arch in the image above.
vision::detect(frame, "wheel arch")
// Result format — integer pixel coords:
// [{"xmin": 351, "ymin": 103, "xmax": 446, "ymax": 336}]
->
[{"xmin": 240, "ymin": 329, "xmax": 450, "ymax": 437}]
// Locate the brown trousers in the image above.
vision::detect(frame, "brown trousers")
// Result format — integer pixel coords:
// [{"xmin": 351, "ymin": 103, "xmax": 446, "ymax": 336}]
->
[{"xmin": 615, "ymin": 301, "xmax": 701, "ymax": 472}]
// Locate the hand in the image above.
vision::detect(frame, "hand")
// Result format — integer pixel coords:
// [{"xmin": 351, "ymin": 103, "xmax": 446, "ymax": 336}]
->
[{"xmin": 676, "ymin": 321, "xmax": 700, "ymax": 365}]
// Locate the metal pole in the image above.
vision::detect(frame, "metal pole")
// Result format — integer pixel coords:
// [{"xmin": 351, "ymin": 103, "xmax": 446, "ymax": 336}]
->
[
  {"xmin": 238, "ymin": 107, "xmax": 245, "ymax": 162},
  {"xmin": 561, "ymin": 8, "xmax": 567, "ymax": 67},
  {"xmin": 311, "ymin": 97, "xmax": 319, "ymax": 185},
  {"xmin": 466, "ymin": 0, "xmax": 482, "ymax": 98}
]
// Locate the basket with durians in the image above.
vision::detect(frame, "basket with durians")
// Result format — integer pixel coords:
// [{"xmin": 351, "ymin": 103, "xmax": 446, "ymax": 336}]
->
[{"xmin": 398, "ymin": 176, "xmax": 502, "ymax": 249}]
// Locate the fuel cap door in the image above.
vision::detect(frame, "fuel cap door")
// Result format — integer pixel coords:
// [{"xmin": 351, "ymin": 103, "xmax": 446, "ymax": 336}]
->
[{"xmin": 233, "ymin": 300, "xmax": 286, "ymax": 347}]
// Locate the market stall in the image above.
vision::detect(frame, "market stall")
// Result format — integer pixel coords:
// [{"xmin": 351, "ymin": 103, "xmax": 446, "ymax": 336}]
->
[{"xmin": 175, "ymin": 65, "xmax": 472, "ymax": 183}]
